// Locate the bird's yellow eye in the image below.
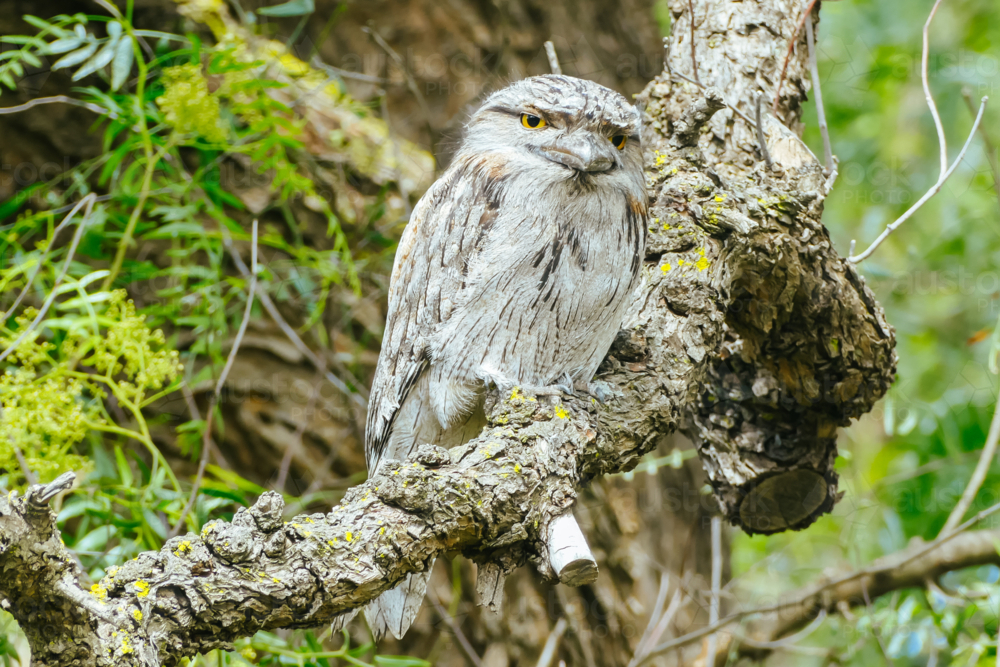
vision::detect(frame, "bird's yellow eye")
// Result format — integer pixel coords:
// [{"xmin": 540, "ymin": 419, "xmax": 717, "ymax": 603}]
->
[
  {"xmin": 520, "ymin": 113, "xmax": 546, "ymax": 129},
  {"xmin": 611, "ymin": 135, "xmax": 627, "ymax": 150}
]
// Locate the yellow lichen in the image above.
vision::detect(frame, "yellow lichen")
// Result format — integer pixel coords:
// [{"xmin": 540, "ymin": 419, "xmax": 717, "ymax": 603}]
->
[
  {"xmin": 696, "ymin": 256, "xmax": 710, "ymax": 271},
  {"xmin": 345, "ymin": 531, "xmax": 353, "ymax": 542},
  {"xmin": 132, "ymin": 608, "xmax": 142, "ymax": 622},
  {"xmin": 174, "ymin": 540, "xmax": 192, "ymax": 556},
  {"xmin": 554, "ymin": 405, "xmax": 569, "ymax": 419},
  {"xmin": 134, "ymin": 580, "xmax": 150, "ymax": 598},
  {"xmin": 661, "ymin": 264, "xmax": 672, "ymax": 274}
]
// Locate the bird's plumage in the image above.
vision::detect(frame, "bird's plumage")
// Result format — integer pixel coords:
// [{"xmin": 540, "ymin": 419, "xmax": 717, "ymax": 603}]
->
[{"xmin": 364, "ymin": 74, "xmax": 648, "ymax": 640}]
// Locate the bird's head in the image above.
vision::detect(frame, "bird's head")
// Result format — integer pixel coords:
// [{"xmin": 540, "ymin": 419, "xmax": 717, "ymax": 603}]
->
[{"xmin": 459, "ymin": 75, "xmax": 644, "ymax": 189}]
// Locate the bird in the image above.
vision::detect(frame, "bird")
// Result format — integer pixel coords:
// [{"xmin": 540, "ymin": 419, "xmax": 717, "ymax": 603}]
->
[{"xmin": 363, "ymin": 73, "xmax": 648, "ymax": 641}]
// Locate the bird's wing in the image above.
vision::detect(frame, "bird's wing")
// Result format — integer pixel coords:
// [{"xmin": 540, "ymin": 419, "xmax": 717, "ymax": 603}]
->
[{"xmin": 365, "ymin": 159, "xmax": 500, "ymax": 471}]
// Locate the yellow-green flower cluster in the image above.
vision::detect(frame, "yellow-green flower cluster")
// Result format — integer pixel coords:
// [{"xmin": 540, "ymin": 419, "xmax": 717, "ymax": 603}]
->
[
  {"xmin": 67, "ymin": 290, "xmax": 182, "ymax": 403},
  {"xmin": 156, "ymin": 63, "xmax": 227, "ymax": 143}
]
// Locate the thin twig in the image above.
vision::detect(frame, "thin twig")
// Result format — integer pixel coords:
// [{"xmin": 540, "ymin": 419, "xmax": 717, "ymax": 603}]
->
[
  {"xmin": 942, "ymin": 379, "xmax": 1000, "ymax": 532},
  {"xmin": 640, "ymin": 496, "xmax": 1000, "ymax": 664},
  {"xmin": 544, "ymin": 41, "xmax": 562, "ymax": 75},
  {"xmin": 427, "ymin": 588, "xmax": 483, "ymax": 667},
  {"xmin": 362, "ymin": 27, "xmax": 436, "ymax": 153},
  {"xmin": 670, "ymin": 71, "xmax": 756, "ymax": 126},
  {"xmin": 706, "ymin": 516, "xmax": 722, "ymax": 665},
  {"xmin": 178, "ymin": 383, "xmax": 231, "ymax": 471},
  {"xmin": 0, "ymin": 95, "xmax": 116, "ymax": 118},
  {"xmin": 309, "ymin": 57, "xmax": 391, "ymax": 85},
  {"xmin": 773, "ymin": 0, "xmax": 819, "ymax": 117},
  {"xmin": 0, "ymin": 194, "xmax": 95, "ymax": 330},
  {"xmin": 223, "ymin": 235, "xmax": 368, "ymax": 406},
  {"xmin": 755, "ymin": 94, "xmax": 773, "ymax": 170},
  {"xmin": 274, "ymin": 373, "xmax": 323, "ymax": 492},
  {"xmin": 631, "ymin": 574, "xmax": 671, "ymax": 664},
  {"xmin": 170, "ymin": 221, "xmax": 258, "ymax": 537},
  {"xmin": 12, "ymin": 441, "xmax": 37, "ymax": 486},
  {"xmin": 535, "ymin": 617, "xmax": 569, "ymax": 667},
  {"xmin": 736, "ymin": 609, "xmax": 827, "ymax": 649},
  {"xmin": 962, "ymin": 86, "xmax": 1000, "ymax": 215},
  {"xmin": 861, "ymin": 580, "xmax": 897, "ymax": 667},
  {"xmin": 849, "ymin": 97, "xmax": 988, "ymax": 263},
  {"xmin": 804, "ymin": 10, "xmax": 833, "ymax": 174},
  {"xmin": 922, "ymin": 0, "xmax": 948, "ymax": 179},
  {"xmin": 639, "ymin": 587, "xmax": 685, "ymax": 663},
  {"xmin": 0, "ymin": 194, "xmax": 95, "ymax": 365},
  {"xmin": 686, "ymin": 0, "xmax": 700, "ymax": 84}
]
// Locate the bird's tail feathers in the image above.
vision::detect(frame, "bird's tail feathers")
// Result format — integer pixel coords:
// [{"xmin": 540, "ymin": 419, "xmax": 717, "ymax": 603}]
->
[{"xmin": 364, "ymin": 565, "xmax": 433, "ymax": 641}]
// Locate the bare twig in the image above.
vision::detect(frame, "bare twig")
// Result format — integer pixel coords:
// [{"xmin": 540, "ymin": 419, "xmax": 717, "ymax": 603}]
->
[
  {"xmin": 706, "ymin": 516, "xmax": 723, "ymax": 665},
  {"xmin": 428, "ymin": 588, "xmax": 483, "ymax": 667},
  {"xmin": 922, "ymin": 0, "xmax": 948, "ymax": 179},
  {"xmin": 12, "ymin": 441, "xmax": 37, "ymax": 486},
  {"xmin": 631, "ymin": 574, "xmax": 671, "ymax": 664},
  {"xmin": 773, "ymin": 0, "xmax": 819, "ymax": 117},
  {"xmin": 861, "ymin": 580, "xmax": 897, "ymax": 667},
  {"xmin": 544, "ymin": 41, "xmax": 562, "ymax": 75},
  {"xmin": 362, "ymin": 27, "xmax": 436, "ymax": 152},
  {"xmin": 0, "ymin": 194, "xmax": 94, "ymax": 330},
  {"xmin": 0, "ymin": 95, "xmax": 116, "ymax": 118},
  {"xmin": 170, "ymin": 220, "xmax": 258, "ymax": 537},
  {"xmin": 630, "ymin": 575, "xmax": 686, "ymax": 667},
  {"xmin": 309, "ymin": 57, "xmax": 391, "ymax": 85},
  {"xmin": 804, "ymin": 10, "xmax": 833, "ymax": 174},
  {"xmin": 962, "ymin": 86, "xmax": 1000, "ymax": 214},
  {"xmin": 274, "ymin": 373, "xmax": 323, "ymax": 492},
  {"xmin": 942, "ymin": 379, "xmax": 1000, "ymax": 533},
  {"xmin": 535, "ymin": 617, "xmax": 569, "ymax": 667},
  {"xmin": 670, "ymin": 71, "xmax": 756, "ymax": 126},
  {"xmin": 223, "ymin": 234, "xmax": 368, "ymax": 406},
  {"xmin": 755, "ymin": 93, "xmax": 773, "ymax": 170},
  {"xmin": 640, "ymin": 497, "xmax": 1000, "ymax": 664},
  {"xmin": 737, "ymin": 609, "xmax": 827, "ymax": 649},
  {"xmin": 849, "ymin": 97, "xmax": 988, "ymax": 263},
  {"xmin": 0, "ymin": 194, "xmax": 95, "ymax": 365},
  {"xmin": 686, "ymin": 0, "xmax": 700, "ymax": 84}
]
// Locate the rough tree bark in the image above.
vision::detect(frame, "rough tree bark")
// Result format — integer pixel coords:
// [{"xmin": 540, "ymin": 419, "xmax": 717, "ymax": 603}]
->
[{"xmin": 0, "ymin": 0, "xmax": 901, "ymax": 665}]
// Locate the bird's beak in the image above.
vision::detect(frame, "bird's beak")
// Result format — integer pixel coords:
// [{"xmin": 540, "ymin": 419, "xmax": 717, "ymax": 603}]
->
[{"xmin": 540, "ymin": 134, "xmax": 616, "ymax": 172}]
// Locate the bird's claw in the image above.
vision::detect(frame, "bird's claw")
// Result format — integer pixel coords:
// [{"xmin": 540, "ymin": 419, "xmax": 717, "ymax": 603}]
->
[{"xmin": 580, "ymin": 380, "xmax": 613, "ymax": 404}]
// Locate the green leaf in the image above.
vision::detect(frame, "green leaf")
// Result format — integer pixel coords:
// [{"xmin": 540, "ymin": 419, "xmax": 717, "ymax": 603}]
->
[
  {"xmin": 52, "ymin": 40, "xmax": 98, "ymax": 70},
  {"xmin": 74, "ymin": 523, "xmax": 118, "ymax": 553},
  {"xmin": 43, "ymin": 36, "xmax": 85, "ymax": 54},
  {"xmin": 73, "ymin": 34, "xmax": 120, "ymax": 80},
  {"xmin": 374, "ymin": 657, "xmax": 432, "ymax": 667},
  {"xmin": 110, "ymin": 34, "xmax": 133, "ymax": 90},
  {"xmin": 257, "ymin": 0, "xmax": 315, "ymax": 16},
  {"xmin": 114, "ymin": 445, "xmax": 133, "ymax": 488},
  {"xmin": 22, "ymin": 15, "xmax": 55, "ymax": 31},
  {"xmin": 142, "ymin": 221, "xmax": 207, "ymax": 239}
]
